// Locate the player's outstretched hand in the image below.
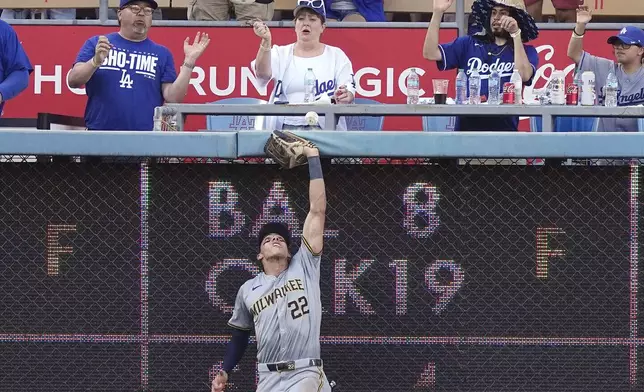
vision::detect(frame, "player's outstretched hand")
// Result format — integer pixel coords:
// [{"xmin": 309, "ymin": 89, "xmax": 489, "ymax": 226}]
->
[{"xmin": 212, "ymin": 370, "xmax": 227, "ymax": 392}]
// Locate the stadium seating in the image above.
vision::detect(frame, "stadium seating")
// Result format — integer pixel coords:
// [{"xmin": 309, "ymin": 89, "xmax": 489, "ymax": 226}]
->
[
  {"xmin": 0, "ymin": 0, "xmax": 170, "ymax": 7},
  {"xmin": 205, "ymin": 97, "xmax": 267, "ymax": 131},
  {"xmin": 0, "ymin": 0, "xmax": 639, "ymax": 17},
  {"xmin": 344, "ymin": 97, "xmax": 385, "ymax": 131}
]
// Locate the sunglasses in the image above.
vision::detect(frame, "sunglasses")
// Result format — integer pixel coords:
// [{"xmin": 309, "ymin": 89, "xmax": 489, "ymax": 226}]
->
[{"xmin": 297, "ymin": 0, "xmax": 324, "ymax": 9}]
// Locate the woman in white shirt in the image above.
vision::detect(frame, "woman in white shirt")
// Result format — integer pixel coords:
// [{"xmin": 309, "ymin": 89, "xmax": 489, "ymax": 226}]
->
[{"xmin": 251, "ymin": 0, "xmax": 356, "ymax": 131}]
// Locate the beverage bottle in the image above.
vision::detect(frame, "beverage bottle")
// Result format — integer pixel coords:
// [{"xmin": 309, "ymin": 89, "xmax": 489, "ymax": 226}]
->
[
  {"xmin": 488, "ymin": 70, "xmax": 501, "ymax": 105},
  {"xmin": 549, "ymin": 70, "xmax": 566, "ymax": 105},
  {"xmin": 572, "ymin": 68, "xmax": 583, "ymax": 106},
  {"xmin": 455, "ymin": 69, "xmax": 467, "ymax": 104},
  {"xmin": 604, "ymin": 71, "xmax": 618, "ymax": 107},
  {"xmin": 510, "ymin": 69, "xmax": 523, "ymax": 104},
  {"xmin": 406, "ymin": 68, "xmax": 420, "ymax": 105},
  {"xmin": 304, "ymin": 68, "xmax": 316, "ymax": 103},
  {"xmin": 468, "ymin": 69, "xmax": 481, "ymax": 105},
  {"xmin": 580, "ymin": 71, "xmax": 596, "ymax": 106}
]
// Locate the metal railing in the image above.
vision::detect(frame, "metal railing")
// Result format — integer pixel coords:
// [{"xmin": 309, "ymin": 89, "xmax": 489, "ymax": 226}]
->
[{"xmin": 157, "ymin": 103, "xmax": 644, "ymax": 132}]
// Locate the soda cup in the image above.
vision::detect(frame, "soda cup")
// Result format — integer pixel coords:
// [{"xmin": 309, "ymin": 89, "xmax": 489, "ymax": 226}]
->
[
  {"xmin": 580, "ymin": 71, "xmax": 596, "ymax": 106},
  {"xmin": 502, "ymin": 82, "xmax": 515, "ymax": 104},
  {"xmin": 566, "ymin": 84, "xmax": 579, "ymax": 105}
]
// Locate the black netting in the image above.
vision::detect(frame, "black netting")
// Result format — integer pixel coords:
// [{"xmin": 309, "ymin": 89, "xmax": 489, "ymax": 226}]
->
[{"xmin": 0, "ymin": 158, "xmax": 641, "ymax": 391}]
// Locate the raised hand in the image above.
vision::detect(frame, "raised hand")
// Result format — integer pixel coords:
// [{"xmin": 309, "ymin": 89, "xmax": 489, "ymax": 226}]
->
[{"xmin": 576, "ymin": 5, "xmax": 592, "ymax": 24}]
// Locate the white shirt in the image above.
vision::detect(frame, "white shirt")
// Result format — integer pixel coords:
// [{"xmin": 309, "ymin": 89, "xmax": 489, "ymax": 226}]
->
[{"xmin": 251, "ymin": 43, "xmax": 356, "ymax": 130}]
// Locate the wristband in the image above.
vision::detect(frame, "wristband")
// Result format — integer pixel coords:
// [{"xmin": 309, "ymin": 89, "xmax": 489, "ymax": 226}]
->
[
  {"xmin": 510, "ymin": 29, "xmax": 522, "ymax": 39},
  {"xmin": 182, "ymin": 62, "xmax": 195, "ymax": 69},
  {"xmin": 573, "ymin": 28, "xmax": 585, "ymax": 38},
  {"xmin": 91, "ymin": 57, "xmax": 100, "ymax": 68},
  {"xmin": 308, "ymin": 155, "xmax": 323, "ymax": 180}
]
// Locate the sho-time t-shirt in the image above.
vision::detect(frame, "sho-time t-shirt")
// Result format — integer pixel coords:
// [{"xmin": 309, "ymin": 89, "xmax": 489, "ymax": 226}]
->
[{"xmin": 74, "ymin": 32, "xmax": 177, "ymax": 131}]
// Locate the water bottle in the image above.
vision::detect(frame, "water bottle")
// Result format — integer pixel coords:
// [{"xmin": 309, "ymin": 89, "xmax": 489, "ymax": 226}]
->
[
  {"xmin": 468, "ymin": 69, "xmax": 481, "ymax": 105},
  {"xmin": 406, "ymin": 68, "xmax": 420, "ymax": 105},
  {"xmin": 455, "ymin": 69, "xmax": 467, "ymax": 104},
  {"xmin": 304, "ymin": 68, "xmax": 316, "ymax": 103},
  {"xmin": 510, "ymin": 69, "xmax": 523, "ymax": 104},
  {"xmin": 488, "ymin": 70, "xmax": 501, "ymax": 105},
  {"xmin": 604, "ymin": 71, "xmax": 618, "ymax": 107}
]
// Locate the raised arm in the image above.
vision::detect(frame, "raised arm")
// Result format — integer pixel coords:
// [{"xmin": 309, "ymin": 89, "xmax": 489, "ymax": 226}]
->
[
  {"xmin": 501, "ymin": 16, "xmax": 534, "ymax": 82},
  {"xmin": 568, "ymin": 5, "xmax": 592, "ymax": 64},
  {"xmin": 162, "ymin": 32, "xmax": 210, "ymax": 103},
  {"xmin": 302, "ymin": 146, "xmax": 326, "ymax": 255},
  {"xmin": 423, "ymin": 0, "xmax": 454, "ymax": 61},
  {"xmin": 252, "ymin": 20, "xmax": 273, "ymax": 81},
  {"xmin": 68, "ymin": 36, "xmax": 108, "ymax": 89}
]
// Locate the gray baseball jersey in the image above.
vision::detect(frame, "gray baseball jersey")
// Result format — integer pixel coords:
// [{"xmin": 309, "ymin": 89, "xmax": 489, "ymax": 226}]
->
[
  {"xmin": 578, "ymin": 51, "xmax": 644, "ymax": 132},
  {"xmin": 228, "ymin": 238, "xmax": 323, "ymax": 364}
]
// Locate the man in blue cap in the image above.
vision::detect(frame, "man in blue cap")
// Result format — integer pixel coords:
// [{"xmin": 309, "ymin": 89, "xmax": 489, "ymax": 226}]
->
[
  {"xmin": 568, "ymin": 5, "xmax": 644, "ymax": 131},
  {"xmin": 68, "ymin": 0, "xmax": 211, "ymax": 131}
]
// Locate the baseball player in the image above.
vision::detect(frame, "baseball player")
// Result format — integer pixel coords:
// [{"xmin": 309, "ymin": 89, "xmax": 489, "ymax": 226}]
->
[{"xmin": 212, "ymin": 139, "xmax": 332, "ymax": 392}]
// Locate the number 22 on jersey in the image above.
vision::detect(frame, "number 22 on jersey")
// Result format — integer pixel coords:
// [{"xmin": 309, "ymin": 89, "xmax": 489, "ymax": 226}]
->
[{"xmin": 288, "ymin": 296, "xmax": 309, "ymax": 319}]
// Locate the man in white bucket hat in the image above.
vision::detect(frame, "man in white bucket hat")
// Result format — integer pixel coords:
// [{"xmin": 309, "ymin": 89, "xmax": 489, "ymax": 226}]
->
[{"xmin": 423, "ymin": 0, "xmax": 540, "ymax": 131}]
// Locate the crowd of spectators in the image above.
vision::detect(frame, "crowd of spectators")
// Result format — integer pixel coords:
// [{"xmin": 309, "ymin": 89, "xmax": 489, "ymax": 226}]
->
[{"xmin": 2, "ymin": 0, "xmax": 637, "ymax": 24}]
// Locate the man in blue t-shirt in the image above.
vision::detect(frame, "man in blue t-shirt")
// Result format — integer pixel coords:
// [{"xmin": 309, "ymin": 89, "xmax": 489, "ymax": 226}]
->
[
  {"xmin": 423, "ymin": 0, "xmax": 540, "ymax": 131},
  {"xmin": 68, "ymin": 0, "xmax": 211, "ymax": 131},
  {"xmin": 0, "ymin": 19, "xmax": 32, "ymax": 116}
]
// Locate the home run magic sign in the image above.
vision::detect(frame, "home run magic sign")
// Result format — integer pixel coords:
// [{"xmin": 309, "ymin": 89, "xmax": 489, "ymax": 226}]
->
[{"xmin": 0, "ymin": 162, "xmax": 639, "ymax": 391}]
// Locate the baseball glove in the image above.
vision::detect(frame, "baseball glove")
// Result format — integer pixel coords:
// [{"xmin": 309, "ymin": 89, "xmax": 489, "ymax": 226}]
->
[{"xmin": 264, "ymin": 130, "xmax": 318, "ymax": 169}]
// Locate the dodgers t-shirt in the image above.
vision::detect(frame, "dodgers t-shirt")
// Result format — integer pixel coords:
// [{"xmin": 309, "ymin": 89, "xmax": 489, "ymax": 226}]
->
[
  {"xmin": 578, "ymin": 51, "xmax": 644, "ymax": 132},
  {"xmin": 74, "ymin": 33, "xmax": 177, "ymax": 131},
  {"xmin": 438, "ymin": 36, "xmax": 539, "ymax": 131}
]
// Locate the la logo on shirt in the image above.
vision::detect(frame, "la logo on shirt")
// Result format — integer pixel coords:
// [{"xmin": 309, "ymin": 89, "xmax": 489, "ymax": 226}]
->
[{"xmin": 99, "ymin": 47, "xmax": 160, "ymax": 89}]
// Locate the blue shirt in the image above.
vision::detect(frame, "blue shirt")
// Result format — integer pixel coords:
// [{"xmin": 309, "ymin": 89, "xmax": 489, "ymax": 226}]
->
[
  {"xmin": 325, "ymin": 0, "xmax": 386, "ymax": 22},
  {"xmin": 0, "ymin": 20, "xmax": 32, "ymax": 115},
  {"xmin": 438, "ymin": 36, "xmax": 539, "ymax": 131},
  {"xmin": 74, "ymin": 33, "xmax": 177, "ymax": 131}
]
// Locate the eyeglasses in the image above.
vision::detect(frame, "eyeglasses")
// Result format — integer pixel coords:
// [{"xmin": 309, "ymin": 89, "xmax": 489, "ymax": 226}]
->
[
  {"xmin": 297, "ymin": 0, "xmax": 324, "ymax": 9},
  {"xmin": 125, "ymin": 4, "xmax": 154, "ymax": 16},
  {"xmin": 613, "ymin": 43, "xmax": 634, "ymax": 50}
]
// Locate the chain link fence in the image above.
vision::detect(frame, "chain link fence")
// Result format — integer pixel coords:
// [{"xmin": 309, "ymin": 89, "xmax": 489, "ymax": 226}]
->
[{"xmin": 0, "ymin": 157, "xmax": 641, "ymax": 391}]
